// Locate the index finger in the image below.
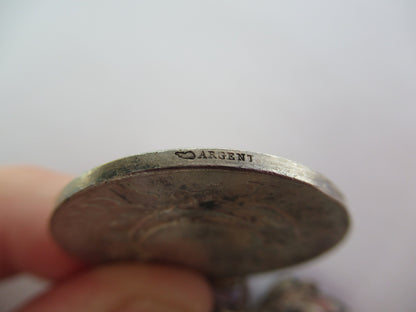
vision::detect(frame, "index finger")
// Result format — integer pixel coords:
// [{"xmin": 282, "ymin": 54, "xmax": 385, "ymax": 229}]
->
[{"xmin": 0, "ymin": 166, "xmax": 84, "ymax": 279}]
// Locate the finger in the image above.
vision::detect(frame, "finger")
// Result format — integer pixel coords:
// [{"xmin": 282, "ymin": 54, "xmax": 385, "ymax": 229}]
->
[
  {"xmin": 0, "ymin": 165, "xmax": 83, "ymax": 279},
  {"xmin": 17, "ymin": 263, "xmax": 213, "ymax": 312}
]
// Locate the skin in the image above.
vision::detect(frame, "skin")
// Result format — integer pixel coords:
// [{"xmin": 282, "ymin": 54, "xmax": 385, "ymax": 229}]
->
[{"xmin": 0, "ymin": 166, "xmax": 213, "ymax": 312}]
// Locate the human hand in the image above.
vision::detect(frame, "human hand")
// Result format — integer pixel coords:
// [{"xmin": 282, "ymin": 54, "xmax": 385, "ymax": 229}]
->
[{"xmin": 0, "ymin": 166, "xmax": 213, "ymax": 312}]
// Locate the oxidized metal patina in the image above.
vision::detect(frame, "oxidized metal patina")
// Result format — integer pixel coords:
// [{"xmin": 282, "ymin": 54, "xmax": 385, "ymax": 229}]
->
[{"xmin": 50, "ymin": 149, "xmax": 350, "ymax": 311}]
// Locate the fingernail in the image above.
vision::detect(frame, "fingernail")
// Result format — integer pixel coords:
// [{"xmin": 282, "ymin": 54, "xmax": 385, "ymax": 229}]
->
[{"xmin": 117, "ymin": 300, "xmax": 183, "ymax": 312}]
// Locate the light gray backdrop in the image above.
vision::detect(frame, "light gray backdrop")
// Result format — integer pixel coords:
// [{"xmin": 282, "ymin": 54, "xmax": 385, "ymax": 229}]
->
[{"xmin": 1, "ymin": 1, "xmax": 415, "ymax": 311}]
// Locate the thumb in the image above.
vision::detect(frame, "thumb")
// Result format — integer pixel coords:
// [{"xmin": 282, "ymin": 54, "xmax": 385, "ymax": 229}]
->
[{"xmin": 17, "ymin": 263, "xmax": 213, "ymax": 312}]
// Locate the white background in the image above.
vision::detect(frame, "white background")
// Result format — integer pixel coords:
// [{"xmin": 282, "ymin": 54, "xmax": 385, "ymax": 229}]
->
[{"xmin": 1, "ymin": 1, "xmax": 415, "ymax": 311}]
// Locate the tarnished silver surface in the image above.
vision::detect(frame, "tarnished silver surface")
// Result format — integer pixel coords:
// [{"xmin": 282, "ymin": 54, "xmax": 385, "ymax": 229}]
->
[
  {"xmin": 258, "ymin": 279, "xmax": 347, "ymax": 312},
  {"xmin": 51, "ymin": 149, "xmax": 349, "ymax": 278},
  {"xmin": 213, "ymin": 277, "xmax": 248, "ymax": 312}
]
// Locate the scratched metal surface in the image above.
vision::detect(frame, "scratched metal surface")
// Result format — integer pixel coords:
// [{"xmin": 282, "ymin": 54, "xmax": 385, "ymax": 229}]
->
[{"xmin": 51, "ymin": 149, "xmax": 349, "ymax": 278}]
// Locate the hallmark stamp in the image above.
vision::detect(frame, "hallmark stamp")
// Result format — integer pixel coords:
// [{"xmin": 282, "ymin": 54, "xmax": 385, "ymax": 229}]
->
[
  {"xmin": 175, "ymin": 150, "xmax": 253, "ymax": 162},
  {"xmin": 175, "ymin": 151, "xmax": 196, "ymax": 159}
]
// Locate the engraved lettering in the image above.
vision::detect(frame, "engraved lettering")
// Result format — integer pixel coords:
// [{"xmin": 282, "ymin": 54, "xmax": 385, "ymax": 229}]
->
[
  {"xmin": 176, "ymin": 150, "xmax": 253, "ymax": 162},
  {"xmin": 208, "ymin": 151, "xmax": 217, "ymax": 159},
  {"xmin": 175, "ymin": 151, "xmax": 196, "ymax": 159},
  {"xmin": 198, "ymin": 151, "xmax": 208, "ymax": 159}
]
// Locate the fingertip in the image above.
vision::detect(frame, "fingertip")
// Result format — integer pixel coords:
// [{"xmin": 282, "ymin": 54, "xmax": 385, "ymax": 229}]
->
[
  {"xmin": 0, "ymin": 165, "xmax": 82, "ymax": 279},
  {"xmin": 93, "ymin": 263, "xmax": 214, "ymax": 312},
  {"xmin": 18, "ymin": 263, "xmax": 214, "ymax": 312}
]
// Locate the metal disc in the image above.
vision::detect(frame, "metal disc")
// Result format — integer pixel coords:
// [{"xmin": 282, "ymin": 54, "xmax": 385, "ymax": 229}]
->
[{"xmin": 51, "ymin": 149, "xmax": 349, "ymax": 278}]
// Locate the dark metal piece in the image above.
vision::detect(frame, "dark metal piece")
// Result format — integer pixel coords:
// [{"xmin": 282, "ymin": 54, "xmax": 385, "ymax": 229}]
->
[
  {"xmin": 212, "ymin": 278, "xmax": 248, "ymax": 312},
  {"xmin": 258, "ymin": 279, "xmax": 347, "ymax": 312},
  {"xmin": 50, "ymin": 149, "xmax": 350, "ymax": 311}
]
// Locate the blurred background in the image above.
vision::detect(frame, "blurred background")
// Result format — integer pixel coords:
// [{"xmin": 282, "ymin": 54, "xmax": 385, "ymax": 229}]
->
[{"xmin": 0, "ymin": 1, "xmax": 415, "ymax": 311}]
